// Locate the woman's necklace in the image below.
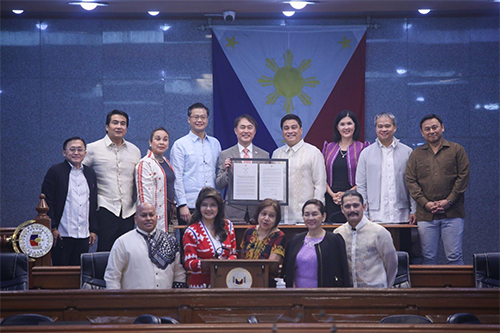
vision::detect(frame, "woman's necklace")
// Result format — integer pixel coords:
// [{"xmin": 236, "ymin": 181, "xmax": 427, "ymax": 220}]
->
[
  {"xmin": 154, "ymin": 154, "xmax": 164, "ymax": 163},
  {"xmin": 339, "ymin": 140, "xmax": 352, "ymax": 159}
]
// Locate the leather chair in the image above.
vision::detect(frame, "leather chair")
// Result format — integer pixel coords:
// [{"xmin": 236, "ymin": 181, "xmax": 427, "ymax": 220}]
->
[
  {"xmin": 134, "ymin": 315, "xmax": 179, "ymax": 324},
  {"xmin": 379, "ymin": 315, "xmax": 432, "ymax": 324},
  {"xmin": 393, "ymin": 251, "xmax": 411, "ymax": 288},
  {"xmin": 1, "ymin": 314, "xmax": 54, "ymax": 326},
  {"xmin": 473, "ymin": 252, "xmax": 500, "ymax": 288},
  {"xmin": 447, "ymin": 313, "xmax": 481, "ymax": 324},
  {"xmin": 1, "ymin": 253, "xmax": 29, "ymax": 291},
  {"xmin": 80, "ymin": 252, "xmax": 110, "ymax": 289}
]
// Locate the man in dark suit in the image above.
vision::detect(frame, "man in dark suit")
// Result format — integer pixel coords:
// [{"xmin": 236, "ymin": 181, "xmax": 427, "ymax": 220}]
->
[
  {"xmin": 216, "ymin": 114, "xmax": 269, "ymax": 222},
  {"xmin": 41, "ymin": 137, "xmax": 98, "ymax": 266}
]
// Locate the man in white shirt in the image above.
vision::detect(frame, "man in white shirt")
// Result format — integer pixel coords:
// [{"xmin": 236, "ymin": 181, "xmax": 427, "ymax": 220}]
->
[
  {"xmin": 216, "ymin": 114, "xmax": 269, "ymax": 221},
  {"xmin": 41, "ymin": 137, "xmax": 98, "ymax": 266},
  {"xmin": 83, "ymin": 110, "xmax": 142, "ymax": 251},
  {"xmin": 170, "ymin": 103, "xmax": 221, "ymax": 224},
  {"xmin": 356, "ymin": 112, "xmax": 416, "ymax": 224},
  {"xmin": 334, "ymin": 190, "xmax": 397, "ymax": 288},
  {"xmin": 272, "ymin": 114, "xmax": 326, "ymax": 223},
  {"xmin": 104, "ymin": 203, "xmax": 186, "ymax": 289}
]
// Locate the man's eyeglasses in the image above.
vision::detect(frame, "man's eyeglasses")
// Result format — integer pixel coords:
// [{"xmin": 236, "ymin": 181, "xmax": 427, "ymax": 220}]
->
[
  {"xmin": 66, "ymin": 147, "xmax": 85, "ymax": 153},
  {"xmin": 190, "ymin": 115, "xmax": 207, "ymax": 121}
]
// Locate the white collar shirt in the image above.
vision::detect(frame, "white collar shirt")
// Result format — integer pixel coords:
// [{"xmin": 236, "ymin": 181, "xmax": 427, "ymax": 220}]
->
[
  {"xmin": 334, "ymin": 216, "xmax": 398, "ymax": 288},
  {"xmin": 104, "ymin": 229, "xmax": 186, "ymax": 289},
  {"xmin": 170, "ymin": 131, "xmax": 222, "ymax": 208},
  {"xmin": 238, "ymin": 143, "xmax": 253, "ymax": 159},
  {"xmin": 83, "ymin": 135, "xmax": 142, "ymax": 218},
  {"xmin": 272, "ymin": 139, "xmax": 327, "ymax": 224},
  {"xmin": 370, "ymin": 139, "xmax": 408, "ymax": 223},
  {"xmin": 59, "ymin": 162, "xmax": 90, "ymax": 238}
]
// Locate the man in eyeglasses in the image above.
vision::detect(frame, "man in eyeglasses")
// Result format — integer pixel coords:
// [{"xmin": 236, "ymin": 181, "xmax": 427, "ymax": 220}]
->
[
  {"xmin": 170, "ymin": 103, "xmax": 222, "ymax": 224},
  {"xmin": 334, "ymin": 190, "xmax": 397, "ymax": 288},
  {"xmin": 41, "ymin": 137, "xmax": 98, "ymax": 266}
]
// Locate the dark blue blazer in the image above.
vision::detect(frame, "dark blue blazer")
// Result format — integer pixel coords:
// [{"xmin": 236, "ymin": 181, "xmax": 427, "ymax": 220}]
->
[{"xmin": 41, "ymin": 161, "xmax": 98, "ymax": 234}]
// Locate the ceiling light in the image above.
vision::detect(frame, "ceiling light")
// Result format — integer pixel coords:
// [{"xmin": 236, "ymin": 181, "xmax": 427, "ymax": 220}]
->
[
  {"xmin": 12, "ymin": 9, "xmax": 24, "ymax": 14},
  {"xmin": 283, "ymin": 11, "xmax": 295, "ymax": 17},
  {"xmin": 418, "ymin": 9, "xmax": 431, "ymax": 15},
  {"xmin": 148, "ymin": 11, "xmax": 160, "ymax": 16},
  {"xmin": 68, "ymin": 2, "xmax": 108, "ymax": 11},
  {"xmin": 290, "ymin": 1, "xmax": 307, "ymax": 10},
  {"xmin": 282, "ymin": 1, "xmax": 317, "ymax": 9}
]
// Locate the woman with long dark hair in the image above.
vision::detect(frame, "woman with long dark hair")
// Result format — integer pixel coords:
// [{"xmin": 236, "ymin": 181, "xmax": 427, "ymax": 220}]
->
[
  {"xmin": 182, "ymin": 187, "xmax": 237, "ymax": 288},
  {"xmin": 322, "ymin": 110, "xmax": 369, "ymax": 222}
]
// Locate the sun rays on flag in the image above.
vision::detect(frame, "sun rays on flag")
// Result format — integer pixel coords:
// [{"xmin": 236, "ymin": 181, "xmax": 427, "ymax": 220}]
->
[{"xmin": 258, "ymin": 49, "xmax": 319, "ymax": 113}]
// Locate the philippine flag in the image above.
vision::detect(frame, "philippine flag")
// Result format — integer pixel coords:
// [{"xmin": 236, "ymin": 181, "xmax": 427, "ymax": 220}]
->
[{"xmin": 213, "ymin": 26, "xmax": 367, "ymax": 153}]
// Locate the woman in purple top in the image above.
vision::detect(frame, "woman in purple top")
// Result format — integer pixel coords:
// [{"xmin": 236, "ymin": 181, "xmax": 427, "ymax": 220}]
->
[
  {"xmin": 322, "ymin": 110, "xmax": 370, "ymax": 223},
  {"xmin": 281, "ymin": 199, "xmax": 351, "ymax": 288}
]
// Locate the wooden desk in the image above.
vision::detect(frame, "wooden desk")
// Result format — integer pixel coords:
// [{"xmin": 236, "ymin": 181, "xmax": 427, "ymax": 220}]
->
[
  {"xmin": 27, "ymin": 264, "xmax": 475, "ymax": 290},
  {"xmin": 1, "ymin": 288, "xmax": 498, "ymax": 324},
  {"xmin": 409, "ymin": 265, "xmax": 474, "ymax": 288},
  {"xmin": 1, "ymin": 323, "xmax": 499, "ymax": 333}
]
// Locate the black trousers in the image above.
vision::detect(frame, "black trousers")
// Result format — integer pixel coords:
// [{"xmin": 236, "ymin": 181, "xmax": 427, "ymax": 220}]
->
[
  {"xmin": 51, "ymin": 237, "xmax": 89, "ymax": 266},
  {"xmin": 97, "ymin": 207, "xmax": 135, "ymax": 252}
]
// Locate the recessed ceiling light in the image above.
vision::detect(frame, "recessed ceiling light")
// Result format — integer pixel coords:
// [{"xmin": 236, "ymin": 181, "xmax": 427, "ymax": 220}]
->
[
  {"xmin": 68, "ymin": 1, "xmax": 108, "ymax": 11},
  {"xmin": 148, "ymin": 11, "xmax": 160, "ymax": 16},
  {"xmin": 283, "ymin": 11, "xmax": 295, "ymax": 17},
  {"xmin": 290, "ymin": 1, "xmax": 307, "ymax": 10},
  {"xmin": 282, "ymin": 1, "xmax": 317, "ymax": 9},
  {"xmin": 12, "ymin": 9, "xmax": 24, "ymax": 15},
  {"xmin": 418, "ymin": 9, "xmax": 431, "ymax": 15}
]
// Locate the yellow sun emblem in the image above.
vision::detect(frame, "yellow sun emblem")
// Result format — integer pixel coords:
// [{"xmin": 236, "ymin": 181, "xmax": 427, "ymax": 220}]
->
[{"xmin": 258, "ymin": 49, "xmax": 319, "ymax": 113}]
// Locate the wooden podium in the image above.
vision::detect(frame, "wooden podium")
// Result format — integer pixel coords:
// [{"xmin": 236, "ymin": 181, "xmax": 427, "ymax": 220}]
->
[{"xmin": 201, "ymin": 259, "xmax": 279, "ymax": 288}]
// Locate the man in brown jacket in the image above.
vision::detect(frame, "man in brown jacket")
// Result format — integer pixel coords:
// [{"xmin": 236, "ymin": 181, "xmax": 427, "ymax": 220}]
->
[{"xmin": 406, "ymin": 114, "xmax": 470, "ymax": 265}]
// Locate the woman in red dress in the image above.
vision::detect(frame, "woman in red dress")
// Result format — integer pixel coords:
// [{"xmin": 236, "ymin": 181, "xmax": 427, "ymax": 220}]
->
[{"xmin": 183, "ymin": 187, "xmax": 237, "ymax": 288}]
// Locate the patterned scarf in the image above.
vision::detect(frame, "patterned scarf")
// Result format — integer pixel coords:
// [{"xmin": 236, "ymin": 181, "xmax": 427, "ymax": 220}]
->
[{"xmin": 137, "ymin": 229, "xmax": 178, "ymax": 270}]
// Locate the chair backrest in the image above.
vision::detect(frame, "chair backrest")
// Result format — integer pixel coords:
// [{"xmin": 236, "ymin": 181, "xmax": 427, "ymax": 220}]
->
[
  {"xmin": 134, "ymin": 315, "xmax": 179, "ymax": 324},
  {"xmin": 134, "ymin": 314, "xmax": 162, "ymax": 324},
  {"xmin": 473, "ymin": 252, "xmax": 500, "ymax": 288},
  {"xmin": 379, "ymin": 315, "xmax": 432, "ymax": 324},
  {"xmin": 0, "ymin": 253, "xmax": 29, "ymax": 291},
  {"xmin": 80, "ymin": 252, "xmax": 110, "ymax": 289},
  {"xmin": 1, "ymin": 314, "xmax": 54, "ymax": 326},
  {"xmin": 447, "ymin": 312, "xmax": 481, "ymax": 324},
  {"xmin": 393, "ymin": 251, "xmax": 411, "ymax": 288}
]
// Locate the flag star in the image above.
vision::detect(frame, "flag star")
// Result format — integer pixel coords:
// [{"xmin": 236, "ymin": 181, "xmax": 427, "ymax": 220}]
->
[
  {"xmin": 338, "ymin": 36, "xmax": 352, "ymax": 50},
  {"xmin": 225, "ymin": 35, "xmax": 239, "ymax": 49}
]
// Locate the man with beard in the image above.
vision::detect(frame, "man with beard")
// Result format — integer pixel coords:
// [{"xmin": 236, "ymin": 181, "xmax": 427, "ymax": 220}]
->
[{"xmin": 334, "ymin": 190, "xmax": 397, "ymax": 288}]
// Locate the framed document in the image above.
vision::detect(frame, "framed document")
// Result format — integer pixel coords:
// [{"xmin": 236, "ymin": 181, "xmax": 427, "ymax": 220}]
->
[{"xmin": 227, "ymin": 158, "xmax": 288, "ymax": 206}]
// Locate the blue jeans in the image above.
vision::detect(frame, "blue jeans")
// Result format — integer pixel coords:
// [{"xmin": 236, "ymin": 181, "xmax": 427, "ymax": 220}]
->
[{"xmin": 417, "ymin": 217, "xmax": 464, "ymax": 265}]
